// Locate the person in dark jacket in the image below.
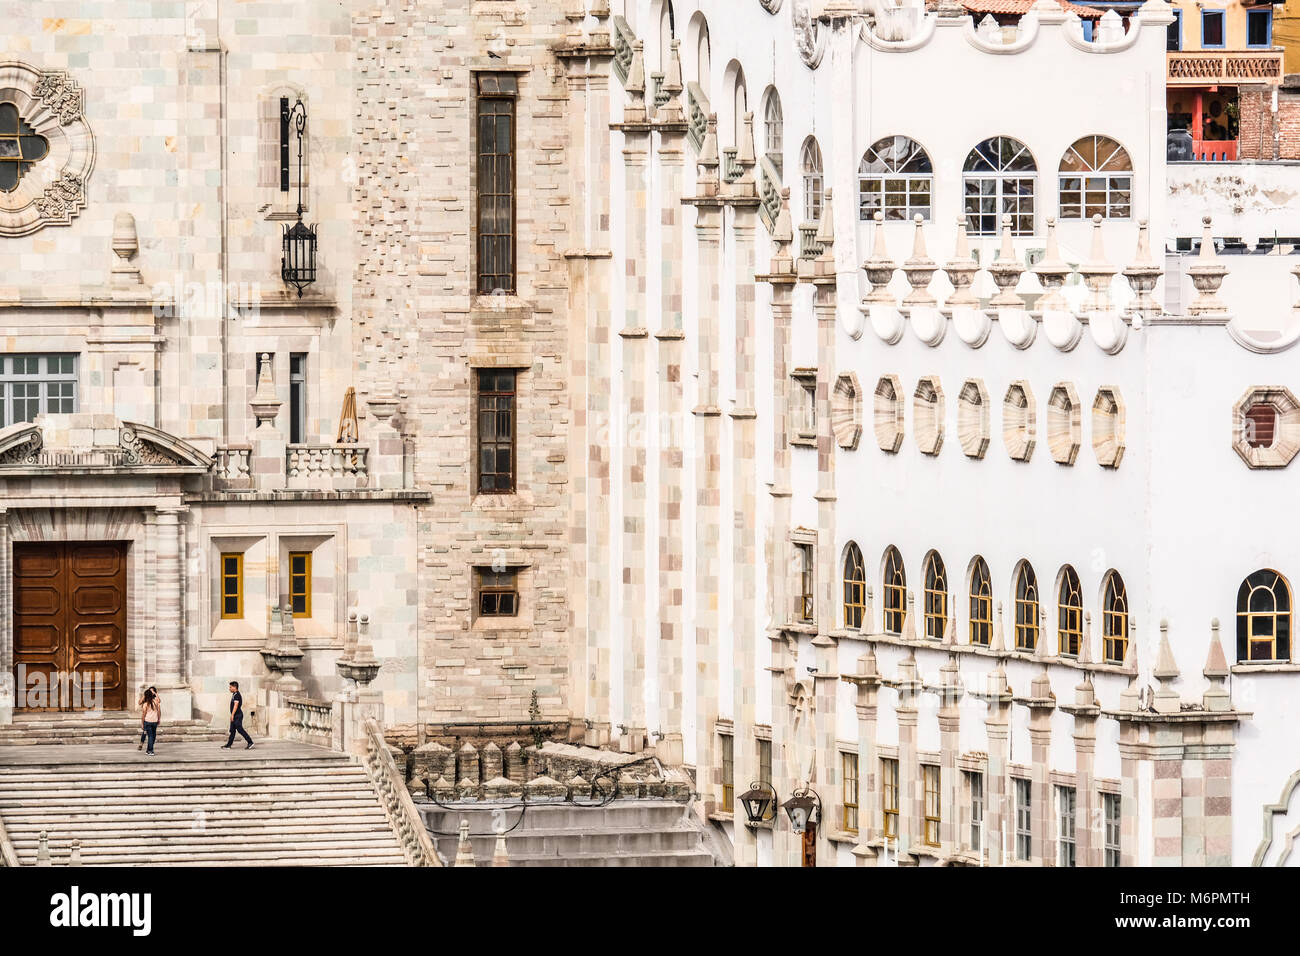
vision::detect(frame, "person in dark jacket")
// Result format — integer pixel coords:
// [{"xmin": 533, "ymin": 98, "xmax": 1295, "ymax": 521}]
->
[{"xmin": 221, "ymin": 680, "xmax": 254, "ymax": 750}]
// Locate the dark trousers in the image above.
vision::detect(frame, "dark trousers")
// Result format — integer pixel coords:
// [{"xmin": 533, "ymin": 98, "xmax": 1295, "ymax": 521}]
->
[
  {"xmin": 227, "ymin": 717, "xmax": 252, "ymax": 747},
  {"xmin": 142, "ymin": 721, "xmax": 158, "ymax": 754}
]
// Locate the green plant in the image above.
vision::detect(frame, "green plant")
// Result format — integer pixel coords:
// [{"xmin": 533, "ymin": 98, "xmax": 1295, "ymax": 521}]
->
[{"xmin": 528, "ymin": 690, "xmax": 545, "ymax": 750}]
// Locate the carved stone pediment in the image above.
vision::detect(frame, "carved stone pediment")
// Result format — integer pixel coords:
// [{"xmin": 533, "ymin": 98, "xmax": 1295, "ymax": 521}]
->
[
  {"xmin": 118, "ymin": 422, "xmax": 214, "ymax": 469},
  {"xmin": 0, "ymin": 423, "xmax": 42, "ymax": 465},
  {"xmin": 0, "ymin": 420, "xmax": 212, "ymax": 472}
]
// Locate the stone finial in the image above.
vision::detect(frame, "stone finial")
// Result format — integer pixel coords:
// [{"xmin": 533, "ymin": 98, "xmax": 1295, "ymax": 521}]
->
[
  {"xmin": 902, "ymin": 214, "xmax": 937, "ymax": 307},
  {"xmin": 654, "ymin": 38, "xmax": 686, "ymax": 125},
  {"xmin": 1203, "ymin": 617, "xmax": 1231, "ymax": 712},
  {"xmin": 862, "ymin": 211, "xmax": 897, "ymax": 305},
  {"xmin": 1074, "ymin": 668, "xmax": 1098, "ymax": 708},
  {"xmin": 250, "ymin": 353, "xmax": 282, "ymax": 428},
  {"xmin": 1034, "ymin": 604, "xmax": 1049, "ymax": 659},
  {"xmin": 988, "ymin": 214, "xmax": 1025, "ymax": 308},
  {"xmin": 1077, "ymin": 213, "xmax": 1117, "ymax": 313},
  {"xmin": 696, "ymin": 113, "xmax": 721, "ymax": 196},
  {"xmin": 939, "ymin": 652, "xmax": 962, "ymax": 705},
  {"xmin": 900, "ymin": 589, "xmax": 918, "ymax": 642},
  {"xmin": 1123, "ymin": 218, "xmax": 1163, "ymax": 320},
  {"xmin": 492, "ymin": 827, "xmax": 510, "ymax": 867},
  {"xmin": 771, "ymin": 187, "xmax": 794, "ymax": 266},
  {"xmin": 624, "ymin": 39, "xmax": 646, "ymax": 122},
  {"xmin": 738, "ymin": 110, "xmax": 756, "ymax": 169},
  {"xmin": 864, "ymin": 585, "xmax": 875, "ymax": 633},
  {"xmin": 992, "ymin": 600, "xmax": 1006, "ymax": 653},
  {"xmin": 1152, "ymin": 619, "xmax": 1181, "ymax": 715},
  {"xmin": 1123, "ymin": 621, "xmax": 1139, "ymax": 675},
  {"xmin": 454, "ymin": 820, "xmax": 476, "ymax": 867},
  {"xmin": 944, "ymin": 217, "xmax": 980, "ymax": 308},
  {"xmin": 36, "ymin": 831, "xmax": 50, "ymax": 866},
  {"xmin": 815, "ymin": 187, "xmax": 836, "ymax": 258},
  {"xmin": 457, "ymin": 742, "xmax": 480, "ymax": 788},
  {"xmin": 1033, "ymin": 216, "xmax": 1072, "ymax": 313},
  {"xmin": 942, "ymin": 603, "xmax": 957, "ymax": 646},
  {"xmin": 859, "ymin": 644, "xmax": 880, "ymax": 680},
  {"xmin": 1030, "ymin": 663, "xmax": 1054, "ymax": 702},
  {"xmin": 110, "ymin": 211, "xmax": 143, "ymax": 286},
  {"xmin": 1079, "ymin": 611, "xmax": 1093, "ymax": 665},
  {"xmin": 68, "ymin": 840, "xmax": 81, "ymax": 867},
  {"xmin": 1187, "ymin": 215, "xmax": 1228, "ymax": 315},
  {"xmin": 896, "ymin": 645, "xmax": 919, "ymax": 687}
]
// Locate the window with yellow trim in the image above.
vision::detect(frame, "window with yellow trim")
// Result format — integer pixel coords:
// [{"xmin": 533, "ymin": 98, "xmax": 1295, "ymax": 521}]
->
[
  {"xmin": 1058, "ymin": 565, "xmax": 1083, "ymax": 656},
  {"xmin": 842, "ymin": 752, "xmax": 859, "ymax": 834},
  {"xmin": 1103, "ymin": 571, "xmax": 1129, "ymax": 664},
  {"xmin": 1015, "ymin": 561, "xmax": 1039, "ymax": 651},
  {"xmin": 220, "ymin": 553, "xmax": 243, "ymax": 619},
  {"xmin": 882, "ymin": 546, "xmax": 906, "ymax": 635},
  {"xmin": 969, "ymin": 557, "xmax": 992, "ymax": 646},
  {"xmin": 289, "ymin": 551, "xmax": 312, "ymax": 618},
  {"xmin": 720, "ymin": 733, "xmax": 734, "ymax": 813},
  {"xmin": 881, "ymin": 757, "xmax": 899, "ymax": 840},
  {"xmin": 923, "ymin": 551, "xmax": 947, "ymax": 641},
  {"xmin": 923, "ymin": 765, "xmax": 941, "ymax": 846}
]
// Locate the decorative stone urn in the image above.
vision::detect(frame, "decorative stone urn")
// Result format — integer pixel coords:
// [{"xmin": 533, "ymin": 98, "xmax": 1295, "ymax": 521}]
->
[
  {"xmin": 260, "ymin": 604, "xmax": 305, "ymax": 693},
  {"xmin": 249, "ymin": 353, "xmax": 282, "ymax": 428}
]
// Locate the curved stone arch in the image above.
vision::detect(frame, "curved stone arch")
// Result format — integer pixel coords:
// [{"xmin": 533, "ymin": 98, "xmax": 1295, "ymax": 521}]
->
[
  {"xmin": 860, "ymin": 9, "xmax": 938, "ymax": 51},
  {"xmin": 1252, "ymin": 767, "xmax": 1300, "ymax": 866},
  {"xmin": 0, "ymin": 421, "xmax": 43, "ymax": 464},
  {"xmin": 685, "ymin": 11, "xmax": 712, "ymax": 96},
  {"xmin": 119, "ymin": 421, "xmax": 215, "ymax": 469},
  {"xmin": 962, "ymin": 10, "xmax": 1042, "ymax": 55},
  {"xmin": 0, "ymin": 61, "xmax": 95, "ymax": 237},
  {"xmin": 1061, "ymin": 11, "xmax": 1143, "ymax": 54},
  {"xmin": 720, "ymin": 59, "xmax": 748, "ymax": 150},
  {"xmin": 791, "ymin": 0, "xmax": 828, "ymax": 69}
]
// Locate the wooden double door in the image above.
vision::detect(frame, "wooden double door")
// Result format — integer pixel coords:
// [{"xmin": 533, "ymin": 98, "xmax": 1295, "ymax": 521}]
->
[{"xmin": 12, "ymin": 541, "xmax": 128, "ymax": 711}]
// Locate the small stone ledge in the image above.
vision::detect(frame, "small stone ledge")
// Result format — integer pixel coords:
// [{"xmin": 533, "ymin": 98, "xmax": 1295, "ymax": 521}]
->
[{"xmin": 184, "ymin": 489, "xmax": 432, "ymax": 504}]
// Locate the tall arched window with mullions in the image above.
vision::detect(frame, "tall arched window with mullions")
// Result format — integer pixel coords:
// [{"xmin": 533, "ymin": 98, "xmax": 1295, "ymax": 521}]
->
[
  {"xmin": 1014, "ymin": 561, "xmax": 1039, "ymax": 651},
  {"xmin": 1058, "ymin": 566, "xmax": 1083, "ymax": 657},
  {"xmin": 801, "ymin": 137, "xmax": 824, "ymax": 224},
  {"xmin": 963, "ymin": 136, "xmax": 1036, "ymax": 236},
  {"xmin": 1236, "ymin": 569, "xmax": 1292, "ymax": 662},
  {"xmin": 882, "ymin": 546, "xmax": 906, "ymax": 635},
  {"xmin": 1102, "ymin": 571, "xmax": 1129, "ymax": 664},
  {"xmin": 923, "ymin": 551, "xmax": 948, "ymax": 640},
  {"xmin": 969, "ymin": 557, "xmax": 992, "ymax": 646},
  {"xmin": 858, "ymin": 136, "xmax": 933, "ymax": 222},
  {"xmin": 843, "ymin": 543, "xmax": 866, "ymax": 630}
]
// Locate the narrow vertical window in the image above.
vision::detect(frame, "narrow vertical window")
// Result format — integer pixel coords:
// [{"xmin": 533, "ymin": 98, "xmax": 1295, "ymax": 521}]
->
[
  {"xmin": 220, "ymin": 553, "xmax": 243, "ymax": 619},
  {"xmin": 1057, "ymin": 785, "xmax": 1077, "ymax": 867},
  {"xmin": 843, "ymin": 542, "xmax": 865, "ymax": 629},
  {"xmin": 1103, "ymin": 792, "xmax": 1121, "ymax": 867},
  {"xmin": 923, "ymin": 552, "xmax": 947, "ymax": 641},
  {"xmin": 1058, "ymin": 566, "xmax": 1083, "ymax": 657},
  {"xmin": 279, "ymin": 96, "xmax": 291, "ymax": 192},
  {"xmin": 923, "ymin": 765, "xmax": 941, "ymax": 846},
  {"xmin": 289, "ymin": 353, "xmax": 307, "ymax": 445},
  {"xmin": 720, "ymin": 733, "xmax": 734, "ymax": 813},
  {"xmin": 477, "ymin": 369, "xmax": 517, "ymax": 493},
  {"xmin": 841, "ymin": 752, "xmax": 859, "ymax": 833},
  {"xmin": 476, "ymin": 74, "xmax": 517, "ymax": 295},
  {"xmin": 1014, "ymin": 778, "xmax": 1032, "ymax": 861},
  {"xmin": 1015, "ymin": 562, "xmax": 1040, "ymax": 652},
  {"xmin": 881, "ymin": 758, "xmax": 900, "ymax": 840},
  {"xmin": 1167, "ymin": 9, "xmax": 1182, "ymax": 51},
  {"xmin": 757, "ymin": 739, "xmax": 774, "ymax": 821},
  {"xmin": 967, "ymin": 771, "xmax": 985, "ymax": 852},
  {"xmin": 289, "ymin": 551, "xmax": 311, "ymax": 618},
  {"xmin": 1103, "ymin": 571, "xmax": 1129, "ymax": 664},
  {"xmin": 969, "ymin": 557, "xmax": 992, "ymax": 646},
  {"xmin": 882, "ymin": 546, "xmax": 906, "ymax": 635},
  {"xmin": 796, "ymin": 543, "xmax": 815, "ymax": 623}
]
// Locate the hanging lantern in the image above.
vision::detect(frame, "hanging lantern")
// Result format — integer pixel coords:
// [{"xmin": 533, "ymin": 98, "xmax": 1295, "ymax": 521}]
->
[
  {"xmin": 279, "ymin": 98, "xmax": 317, "ymax": 297},
  {"xmin": 738, "ymin": 781, "xmax": 777, "ymax": 826},
  {"xmin": 781, "ymin": 786, "xmax": 821, "ymax": 834}
]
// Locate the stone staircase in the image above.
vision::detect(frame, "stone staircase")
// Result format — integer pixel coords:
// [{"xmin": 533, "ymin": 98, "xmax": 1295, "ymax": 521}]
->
[
  {"xmin": 0, "ymin": 741, "xmax": 410, "ymax": 866},
  {"xmin": 420, "ymin": 800, "xmax": 724, "ymax": 867},
  {"xmin": 0, "ymin": 711, "xmax": 225, "ymax": 747}
]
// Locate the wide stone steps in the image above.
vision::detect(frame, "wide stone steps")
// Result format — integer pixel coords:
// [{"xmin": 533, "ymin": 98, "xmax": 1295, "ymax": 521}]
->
[
  {"xmin": 0, "ymin": 715, "xmax": 226, "ymax": 746},
  {"xmin": 0, "ymin": 741, "xmax": 410, "ymax": 866}
]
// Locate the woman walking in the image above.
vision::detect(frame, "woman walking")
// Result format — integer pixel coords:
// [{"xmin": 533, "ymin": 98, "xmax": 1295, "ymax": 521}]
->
[
  {"xmin": 137, "ymin": 686, "xmax": 161, "ymax": 750},
  {"xmin": 140, "ymin": 687, "xmax": 161, "ymax": 756}
]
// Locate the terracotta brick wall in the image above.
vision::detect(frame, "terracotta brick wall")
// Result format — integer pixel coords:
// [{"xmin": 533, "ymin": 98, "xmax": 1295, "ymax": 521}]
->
[{"xmin": 1238, "ymin": 86, "xmax": 1300, "ymax": 160}]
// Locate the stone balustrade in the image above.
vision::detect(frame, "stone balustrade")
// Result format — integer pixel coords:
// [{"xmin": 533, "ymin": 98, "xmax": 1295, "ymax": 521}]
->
[
  {"xmin": 362, "ymin": 719, "xmax": 440, "ymax": 867},
  {"xmin": 286, "ymin": 696, "xmax": 334, "ymax": 747},
  {"xmin": 286, "ymin": 443, "xmax": 370, "ymax": 490},
  {"xmin": 686, "ymin": 81, "xmax": 709, "ymax": 151},
  {"xmin": 213, "ymin": 445, "xmax": 252, "ymax": 489}
]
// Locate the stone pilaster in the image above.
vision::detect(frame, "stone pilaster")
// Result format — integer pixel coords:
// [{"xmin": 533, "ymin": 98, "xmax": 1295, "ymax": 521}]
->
[
  {"xmin": 895, "ymin": 651, "xmax": 920, "ymax": 860},
  {"xmin": 843, "ymin": 647, "xmax": 881, "ymax": 866},
  {"xmin": 1025, "ymin": 667, "xmax": 1055, "ymax": 866},
  {"xmin": 937, "ymin": 654, "xmax": 963, "ymax": 856},
  {"xmin": 0, "ymin": 508, "xmax": 10, "ymax": 724},
  {"xmin": 154, "ymin": 506, "xmax": 192, "ymax": 721},
  {"xmin": 980, "ymin": 645, "xmax": 1013, "ymax": 865}
]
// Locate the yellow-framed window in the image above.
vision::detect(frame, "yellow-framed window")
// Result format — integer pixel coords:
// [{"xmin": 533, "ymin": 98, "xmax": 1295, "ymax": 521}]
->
[
  {"xmin": 289, "ymin": 551, "xmax": 312, "ymax": 618},
  {"xmin": 923, "ymin": 551, "xmax": 948, "ymax": 641},
  {"xmin": 969, "ymin": 557, "xmax": 992, "ymax": 646},
  {"xmin": 720, "ymin": 733, "xmax": 734, "ymax": 813},
  {"xmin": 220, "ymin": 552, "xmax": 243, "ymax": 619},
  {"xmin": 841, "ymin": 752, "xmax": 859, "ymax": 833},
  {"xmin": 1103, "ymin": 571, "xmax": 1129, "ymax": 664},
  {"xmin": 923, "ymin": 765, "xmax": 941, "ymax": 846},
  {"xmin": 1058, "ymin": 565, "xmax": 1083, "ymax": 656},
  {"xmin": 881, "ymin": 757, "xmax": 899, "ymax": 840},
  {"xmin": 1015, "ymin": 561, "xmax": 1039, "ymax": 651},
  {"xmin": 883, "ymin": 547, "xmax": 906, "ymax": 634}
]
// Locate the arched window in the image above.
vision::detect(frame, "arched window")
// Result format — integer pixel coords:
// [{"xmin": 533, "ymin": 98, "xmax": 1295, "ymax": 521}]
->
[
  {"xmin": 1236, "ymin": 569, "xmax": 1292, "ymax": 662},
  {"xmin": 963, "ymin": 136, "xmax": 1036, "ymax": 237},
  {"xmin": 923, "ymin": 552, "xmax": 948, "ymax": 640},
  {"xmin": 723, "ymin": 62, "xmax": 747, "ymax": 148},
  {"xmin": 1059, "ymin": 135, "xmax": 1132, "ymax": 220},
  {"xmin": 969, "ymin": 557, "xmax": 992, "ymax": 646},
  {"xmin": 882, "ymin": 546, "xmax": 906, "ymax": 634},
  {"xmin": 801, "ymin": 137, "xmax": 824, "ymax": 223},
  {"xmin": 843, "ymin": 543, "xmax": 866, "ymax": 630},
  {"xmin": 763, "ymin": 88, "xmax": 783, "ymax": 177},
  {"xmin": 1102, "ymin": 571, "xmax": 1129, "ymax": 664},
  {"xmin": 1014, "ymin": 562, "xmax": 1039, "ymax": 651},
  {"xmin": 1058, "ymin": 566, "xmax": 1083, "ymax": 656},
  {"xmin": 859, "ymin": 136, "xmax": 933, "ymax": 222}
]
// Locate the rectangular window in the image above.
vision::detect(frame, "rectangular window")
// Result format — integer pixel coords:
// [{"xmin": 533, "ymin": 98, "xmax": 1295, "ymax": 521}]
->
[
  {"xmin": 220, "ymin": 553, "xmax": 243, "ymax": 619},
  {"xmin": 477, "ymin": 369, "xmax": 517, "ymax": 493},
  {"xmin": 923, "ymin": 765, "xmax": 941, "ymax": 847},
  {"xmin": 289, "ymin": 353, "xmax": 307, "ymax": 445},
  {"xmin": 881, "ymin": 758, "xmax": 900, "ymax": 841},
  {"xmin": 1103, "ymin": 792, "xmax": 1121, "ymax": 867},
  {"xmin": 288, "ymin": 551, "xmax": 311, "ymax": 618},
  {"xmin": 842, "ymin": 752, "xmax": 859, "ymax": 833},
  {"xmin": 1057, "ymin": 785, "xmax": 1077, "ymax": 867},
  {"xmin": 477, "ymin": 567, "xmax": 519, "ymax": 617},
  {"xmin": 1015, "ymin": 778, "xmax": 1032, "ymax": 861},
  {"xmin": 967, "ymin": 770, "xmax": 985, "ymax": 853},
  {"xmin": 0, "ymin": 354, "xmax": 78, "ymax": 427},
  {"xmin": 279, "ymin": 96, "xmax": 292, "ymax": 192},
  {"xmin": 476, "ymin": 73, "xmax": 517, "ymax": 295},
  {"xmin": 1201, "ymin": 10, "xmax": 1225, "ymax": 48},
  {"xmin": 1247, "ymin": 9, "xmax": 1271, "ymax": 48},
  {"xmin": 757, "ymin": 739, "xmax": 774, "ymax": 821},
  {"xmin": 1167, "ymin": 10, "xmax": 1182, "ymax": 51},
  {"xmin": 797, "ymin": 380, "xmax": 816, "ymax": 438},
  {"xmin": 796, "ymin": 543, "xmax": 815, "ymax": 623},
  {"xmin": 720, "ymin": 734, "xmax": 734, "ymax": 813}
]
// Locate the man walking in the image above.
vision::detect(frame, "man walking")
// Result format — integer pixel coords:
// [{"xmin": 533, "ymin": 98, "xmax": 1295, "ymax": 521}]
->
[{"xmin": 221, "ymin": 680, "xmax": 254, "ymax": 750}]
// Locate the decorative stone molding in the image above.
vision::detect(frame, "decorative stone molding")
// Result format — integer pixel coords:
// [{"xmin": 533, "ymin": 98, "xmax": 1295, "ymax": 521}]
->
[
  {"xmin": 957, "ymin": 379, "xmax": 990, "ymax": 459},
  {"xmin": 873, "ymin": 374, "xmax": 904, "ymax": 453},
  {"xmin": 0, "ymin": 422, "xmax": 43, "ymax": 465},
  {"xmin": 0, "ymin": 62, "xmax": 95, "ymax": 237},
  {"xmin": 831, "ymin": 372, "xmax": 862, "ymax": 450},
  {"xmin": 1092, "ymin": 387, "xmax": 1126, "ymax": 469},
  {"xmin": 119, "ymin": 421, "xmax": 215, "ymax": 469},
  {"xmin": 912, "ymin": 377, "xmax": 944, "ymax": 456},
  {"xmin": 1046, "ymin": 383, "xmax": 1081, "ymax": 466},
  {"xmin": 760, "ymin": 0, "xmax": 784, "ymax": 12},
  {"xmin": 1002, "ymin": 381, "xmax": 1036, "ymax": 462},
  {"xmin": 1231, "ymin": 387, "xmax": 1300, "ymax": 469},
  {"xmin": 792, "ymin": 0, "xmax": 828, "ymax": 69}
]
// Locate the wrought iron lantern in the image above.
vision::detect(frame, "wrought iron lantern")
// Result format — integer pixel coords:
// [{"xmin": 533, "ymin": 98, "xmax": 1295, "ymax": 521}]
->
[
  {"xmin": 739, "ymin": 781, "xmax": 778, "ymax": 826},
  {"xmin": 781, "ymin": 786, "xmax": 822, "ymax": 834},
  {"xmin": 280, "ymin": 98, "xmax": 317, "ymax": 296}
]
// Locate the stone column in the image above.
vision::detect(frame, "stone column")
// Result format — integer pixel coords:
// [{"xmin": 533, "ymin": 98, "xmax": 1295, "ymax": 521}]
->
[
  {"xmin": 1026, "ymin": 667, "xmax": 1055, "ymax": 866},
  {"xmin": 981, "ymin": 631, "xmax": 1013, "ymax": 865},
  {"xmin": 154, "ymin": 506, "xmax": 192, "ymax": 721},
  {"xmin": 937, "ymin": 655, "xmax": 963, "ymax": 856},
  {"xmin": 895, "ymin": 650, "xmax": 920, "ymax": 860},
  {"xmin": 845, "ymin": 647, "xmax": 881, "ymax": 866},
  {"xmin": 767, "ymin": 635, "xmax": 796, "ymax": 867},
  {"xmin": 1066, "ymin": 665, "xmax": 1101, "ymax": 867}
]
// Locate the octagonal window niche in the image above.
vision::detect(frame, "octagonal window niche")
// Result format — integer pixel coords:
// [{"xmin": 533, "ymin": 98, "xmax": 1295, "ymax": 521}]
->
[
  {"xmin": 1047, "ymin": 383, "xmax": 1081, "ymax": 466},
  {"xmin": 873, "ymin": 374, "xmax": 904, "ymax": 453},
  {"xmin": 1092, "ymin": 386, "xmax": 1127, "ymax": 469},
  {"xmin": 832, "ymin": 372, "xmax": 862, "ymax": 450},
  {"xmin": 913, "ymin": 376, "xmax": 944, "ymax": 456},
  {"xmin": 957, "ymin": 378, "xmax": 990, "ymax": 460},
  {"xmin": 1002, "ymin": 381, "xmax": 1036, "ymax": 462},
  {"xmin": 1232, "ymin": 386, "xmax": 1300, "ymax": 469}
]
